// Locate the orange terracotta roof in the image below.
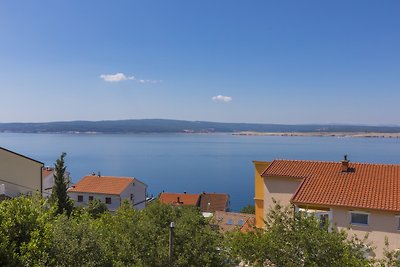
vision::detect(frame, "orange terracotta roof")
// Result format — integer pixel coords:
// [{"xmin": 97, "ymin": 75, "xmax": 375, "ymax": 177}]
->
[
  {"xmin": 159, "ymin": 193, "xmax": 200, "ymax": 206},
  {"xmin": 262, "ymin": 159, "xmax": 400, "ymax": 212},
  {"xmin": 68, "ymin": 175, "xmax": 136, "ymax": 195},
  {"xmin": 42, "ymin": 167, "xmax": 54, "ymax": 178},
  {"xmin": 199, "ymin": 193, "xmax": 230, "ymax": 212}
]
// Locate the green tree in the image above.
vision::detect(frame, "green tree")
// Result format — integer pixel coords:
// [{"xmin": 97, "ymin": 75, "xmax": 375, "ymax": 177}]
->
[
  {"xmin": 240, "ymin": 204, "xmax": 255, "ymax": 214},
  {"xmin": 49, "ymin": 213, "xmax": 110, "ymax": 266},
  {"xmin": 86, "ymin": 199, "xmax": 108, "ymax": 219},
  {"xmin": 226, "ymin": 202, "xmax": 370, "ymax": 266},
  {"xmin": 50, "ymin": 152, "xmax": 73, "ymax": 216},
  {"xmin": 0, "ymin": 195, "xmax": 52, "ymax": 266},
  {"xmin": 94, "ymin": 201, "xmax": 226, "ymax": 266}
]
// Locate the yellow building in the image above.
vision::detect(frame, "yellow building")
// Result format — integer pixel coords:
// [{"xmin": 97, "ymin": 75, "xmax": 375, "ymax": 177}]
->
[
  {"xmin": 0, "ymin": 147, "xmax": 43, "ymax": 199},
  {"xmin": 253, "ymin": 161, "xmax": 269, "ymax": 228},
  {"xmin": 253, "ymin": 158, "xmax": 400, "ymax": 258}
]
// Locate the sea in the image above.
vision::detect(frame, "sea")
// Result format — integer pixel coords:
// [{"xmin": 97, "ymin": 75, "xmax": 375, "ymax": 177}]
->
[{"xmin": 1, "ymin": 132, "xmax": 400, "ymax": 211}]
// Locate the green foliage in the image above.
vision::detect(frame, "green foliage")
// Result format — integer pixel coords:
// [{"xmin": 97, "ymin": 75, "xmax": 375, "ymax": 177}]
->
[
  {"xmin": 2, "ymin": 194, "xmax": 375, "ymax": 267},
  {"xmin": 0, "ymin": 195, "xmax": 52, "ymax": 266},
  {"xmin": 226, "ymin": 202, "xmax": 371, "ymax": 267},
  {"xmin": 375, "ymin": 237, "xmax": 400, "ymax": 266},
  {"xmin": 0, "ymin": 196, "xmax": 226, "ymax": 267},
  {"xmin": 49, "ymin": 213, "xmax": 110, "ymax": 266},
  {"xmin": 86, "ymin": 199, "xmax": 108, "ymax": 218},
  {"xmin": 240, "ymin": 204, "xmax": 255, "ymax": 214},
  {"xmin": 95, "ymin": 201, "xmax": 226, "ymax": 267},
  {"xmin": 50, "ymin": 152, "xmax": 73, "ymax": 216}
]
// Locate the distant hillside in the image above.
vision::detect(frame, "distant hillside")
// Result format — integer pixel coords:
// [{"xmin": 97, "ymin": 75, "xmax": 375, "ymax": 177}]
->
[{"xmin": 0, "ymin": 119, "xmax": 400, "ymax": 134}]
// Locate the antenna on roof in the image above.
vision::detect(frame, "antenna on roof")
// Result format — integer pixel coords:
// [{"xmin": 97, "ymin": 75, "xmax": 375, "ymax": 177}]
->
[{"xmin": 98, "ymin": 171, "xmax": 101, "ymax": 177}]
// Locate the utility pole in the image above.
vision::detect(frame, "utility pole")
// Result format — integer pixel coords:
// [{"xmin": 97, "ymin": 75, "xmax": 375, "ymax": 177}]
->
[{"xmin": 169, "ymin": 221, "xmax": 175, "ymax": 264}]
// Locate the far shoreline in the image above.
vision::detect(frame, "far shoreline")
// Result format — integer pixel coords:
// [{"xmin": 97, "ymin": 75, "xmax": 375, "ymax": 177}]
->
[{"xmin": 232, "ymin": 131, "xmax": 400, "ymax": 138}]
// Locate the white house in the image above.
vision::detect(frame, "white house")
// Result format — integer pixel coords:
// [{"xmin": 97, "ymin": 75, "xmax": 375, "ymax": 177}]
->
[
  {"xmin": 67, "ymin": 174, "xmax": 147, "ymax": 211},
  {"xmin": 0, "ymin": 147, "xmax": 43, "ymax": 199},
  {"xmin": 42, "ymin": 166, "xmax": 71, "ymax": 198}
]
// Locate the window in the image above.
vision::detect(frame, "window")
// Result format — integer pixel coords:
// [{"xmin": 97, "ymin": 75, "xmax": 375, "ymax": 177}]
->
[
  {"xmin": 315, "ymin": 212, "xmax": 329, "ymax": 228},
  {"xmin": 130, "ymin": 194, "xmax": 134, "ymax": 203},
  {"xmin": 350, "ymin": 212, "xmax": 369, "ymax": 226},
  {"xmin": 89, "ymin": 196, "xmax": 94, "ymax": 201},
  {"xmin": 105, "ymin": 197, "xmax": 112, "ymax": 204},
  {"xmin": 396, "ymin": 216, "xmax": 400, "ymax": 230},
  {"xmin": 226, "ymin": 219, "xmax": 233, "ymax": 225},
  {"xmin": 77, "ymin": 195, "xmax": 83, "ymax": 202},
  {"xmin": 237, "ymin": 219, "xmax": 244, "ymax": 226}
]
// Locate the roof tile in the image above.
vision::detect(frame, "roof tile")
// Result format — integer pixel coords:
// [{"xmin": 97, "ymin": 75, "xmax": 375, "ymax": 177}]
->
[
  {"xmin": 68, "ymin": 175, "xmax": 136, "ymax": 195},
  {"xmin": 159, "ymin": 193, "xmax": 200, "ymax": 206},
  {"xmin": 262, "ymin": 159, "xmax": 400, "ymax": 212}
]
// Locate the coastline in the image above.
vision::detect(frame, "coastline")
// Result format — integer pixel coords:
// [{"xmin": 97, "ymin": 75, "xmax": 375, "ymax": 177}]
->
[{"xmin": 232, "ymin": 131, "xmax": 400, "ymax": 138}]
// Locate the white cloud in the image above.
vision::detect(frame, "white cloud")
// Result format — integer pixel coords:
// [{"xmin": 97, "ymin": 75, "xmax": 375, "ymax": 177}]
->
[
  {"xmin": 138, "ymin": 79, "xmax": 161, "ymax": 84},
  {"xmin": 100, "ymin": 73, "xmax": 135, "ymax": 82},
  {"xmin": 212, "ymin": 95, "xmax": 232, "ymax": 102}
]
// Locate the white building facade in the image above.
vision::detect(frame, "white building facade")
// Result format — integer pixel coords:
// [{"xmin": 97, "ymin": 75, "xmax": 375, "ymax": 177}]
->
[{"xmin": 68, "ymin": 175, "xmax": 147, "ymax": 211}]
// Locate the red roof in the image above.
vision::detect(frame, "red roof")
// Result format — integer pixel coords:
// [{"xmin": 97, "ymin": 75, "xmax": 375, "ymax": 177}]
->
[
  {"xmin": 262, "ymin": 159, "xmax": 400, "ymax": 212},
  {"xmin": 42, "ymin": 168, "xmax": 53, "ymax": 178},
  {"xmin": 68, "ymin": 175, "xmax": 136, "ymax": 195},
  {"xmin": 159, "ymin": 193, "xmax": 200, "ymax": 206},
  {"xmin": 199, "ymin": 193, "xmax": 230, "ymax": 212}
]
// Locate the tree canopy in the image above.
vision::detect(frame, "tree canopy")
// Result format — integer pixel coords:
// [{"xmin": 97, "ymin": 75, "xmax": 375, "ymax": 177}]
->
[
  {"xmin": 226, "ymin": 202, "xmax": 372, "ymax": 267},
  {"xmin": 49, "ymin": 152, "xmax": 73, "ymax": 216}
]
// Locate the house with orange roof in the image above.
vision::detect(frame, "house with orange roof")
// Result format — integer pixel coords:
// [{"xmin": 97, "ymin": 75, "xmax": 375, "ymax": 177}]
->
[
  {"xmin": 68, "ymin": 174, "xmax": 147, "ymax": 211},
  {"xmin": 0, "ymin": 147, "xmax": 43, "ymax": 199},
  {"xmin": 254, "ymin": 157, "xmax": 400, "ymax": 258},
  {"xmin": 159, "ymin": 192, "xmax": 201, "ymax": 207}
]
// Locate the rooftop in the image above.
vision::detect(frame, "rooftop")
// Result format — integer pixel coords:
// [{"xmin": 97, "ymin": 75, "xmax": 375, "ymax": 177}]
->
[
  {"xmin": 159, "ymin": 192, "xmax": 201, "ymax": 206},
  {"xmin": 211, "ymin": 211, "xmax": 255, "ymax": 233},
  {"xmin": 199, "ymin": 193, "xmax": 230, "ymax": 212},
  {"xmin": 68, "ymin": 175, "xmax": 138, "ymax": 195},
  {"xmin": 262, "ymin": 159, "xmax": 400, "ymax": 212},
  {"xmin": 42, "ymin": 167, "xmax": 54, "ymax": 178}
]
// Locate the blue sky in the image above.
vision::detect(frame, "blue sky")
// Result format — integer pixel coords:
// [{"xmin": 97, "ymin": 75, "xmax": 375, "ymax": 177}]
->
[{"xmin": 0, "ymin": 1, "xmax": 399, "ymax": 125}]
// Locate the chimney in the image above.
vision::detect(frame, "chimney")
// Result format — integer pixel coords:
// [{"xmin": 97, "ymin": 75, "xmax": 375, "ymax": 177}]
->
[
  {"xmin": 98, "ymin": 171, "xmax": 101, "ymax": 177},
  {"xmin": 341, "ymin": 155, "xmax": 349, "ymax": 172}
]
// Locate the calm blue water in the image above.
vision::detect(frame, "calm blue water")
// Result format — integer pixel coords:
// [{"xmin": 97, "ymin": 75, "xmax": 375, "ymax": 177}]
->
[{"xmin": 1, "ymin": 133, "xmax": 400, "ymax": 211}]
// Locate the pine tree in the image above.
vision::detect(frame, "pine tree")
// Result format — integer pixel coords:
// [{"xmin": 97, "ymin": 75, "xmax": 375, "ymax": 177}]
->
[{"xmin": 50, "ymin": 152, "xmax": 73, "ymax": 216}]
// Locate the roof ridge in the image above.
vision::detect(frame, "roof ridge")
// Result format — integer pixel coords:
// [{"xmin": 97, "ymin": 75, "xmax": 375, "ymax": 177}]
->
[{"xmin": 268, "ymin": 158, "xmax": 400, "ymax": 166}]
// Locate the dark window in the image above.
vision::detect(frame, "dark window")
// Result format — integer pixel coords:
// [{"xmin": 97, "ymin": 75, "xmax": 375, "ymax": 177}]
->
[
  {"xmin": 226, "ymin": 219, "xmax": 233, "ymax": 225},
  {"xmin": 89, "ymin": 196, "xmax": 94, "ymax": 201},
  {"xmin": 351, "ymin": 213, "xmax": 368, "ymax": 225},
  {"xmin": 237, "ymin": 219, "xmax": 244, "ymax": 226},
  {"xmin": 319, "ymin": 213, "xmax": 329, "ymax": 228},
  {"xmin": 77, "ymin": 195, "xmax": 83, "ymax": 202},
  {"xmin": 105, "ymin": 197, "xmax": 112, "ymax": 204},
  {"xmin": 130, "ymin": 194, "xmax": 134, "ymax": 202}
]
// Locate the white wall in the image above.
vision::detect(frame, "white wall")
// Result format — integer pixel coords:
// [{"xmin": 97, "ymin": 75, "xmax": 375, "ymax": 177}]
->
[
  {"xmin": 68, "ymin": 192, "xmax": 121, "ymax": 211},
  {"xmin": 68, "ymin": 178, "xmax": 147, "ymax": 211},
  {"xmin": 120, "ymin": 178, "xmax": 147, "ymax": 210}
]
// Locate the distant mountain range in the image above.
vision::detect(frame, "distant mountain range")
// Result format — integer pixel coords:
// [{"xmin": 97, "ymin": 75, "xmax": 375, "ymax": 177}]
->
[{"xmin": 1, "ymin": 119, "xmax": 400, "ymax": 134}]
